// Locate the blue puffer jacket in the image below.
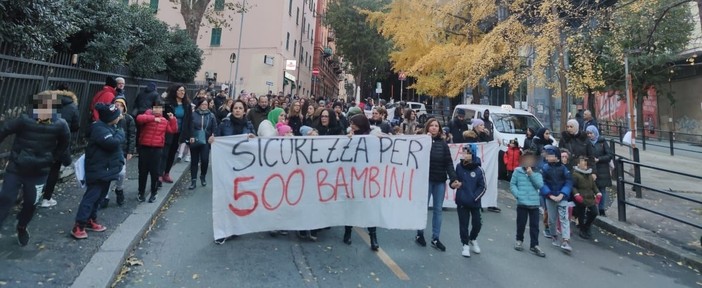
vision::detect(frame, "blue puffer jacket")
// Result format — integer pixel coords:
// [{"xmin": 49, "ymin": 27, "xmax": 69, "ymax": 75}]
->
[
  {"xmin": 510, "ymin": 167, "xmax": 544, "ymax": 207},
  {"xmin": 539, "ymin": 161, "xmax": 573, "ymax": 198},
  {"xmin": 216, "ymin": 114, "xmax": 254, "ymax": 136},
  {"xmin": 454, "ymin": 157, "xmax": 486, "ymax": 208},
  {"xmin": 85, "ymin": 121, "xmax": 125, "ymax": 184}
]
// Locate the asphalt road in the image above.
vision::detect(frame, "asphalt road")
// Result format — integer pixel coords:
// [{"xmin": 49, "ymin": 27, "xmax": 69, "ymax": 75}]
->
[{"xmin": 115, "ymin": 175, "xmax": 701, "ymax": 288}]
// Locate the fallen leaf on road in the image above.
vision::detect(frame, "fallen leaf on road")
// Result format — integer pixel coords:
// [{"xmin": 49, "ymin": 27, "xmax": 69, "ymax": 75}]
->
[
  {"xmin": 375, "ymin": 278, "xmax": 380, "ymax": 282},
  {"xmin": 696, "ymin": 281, "xmax": 702, "ymax": 286},
  {"xmin": 645, "ymin": 251, "xmax": 655, "ymax": 256},
  {"xmin": 676, "ymin": 261, "xmax": 683, "ymax": 266},
  {"xmin": 370, "ymin": 272, "xmax": 376, "ymax": 276},
  {"xmin": 0, "ymin": 281, "xmax": 6, "ymax": 285},
  {"xmin": 636, "ymin": 252, "xmax": 643, "ymax": 256},
  {"xmin": 192, "ymin": 274, "xmax": 199, "ymax": 280},
  {"xmin": 126, "ymin": 257, "xmax": 143, "ymax": 267},
  {"xmin": 38, "ymin": 244, "xmax": 45, "ymax": 250}
]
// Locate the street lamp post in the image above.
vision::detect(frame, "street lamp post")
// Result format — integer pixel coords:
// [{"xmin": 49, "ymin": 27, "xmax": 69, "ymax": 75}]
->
[
  {"xmin": 228, "ymin": 53, "xmax": 236, "ymax": 97},
  {"xmin": 233, "ymin": 0, "xmax": 246, "ymax": 99},
  {"xmin": 624, "ymin": 49, "xmax": 641, "ymax": 148}
]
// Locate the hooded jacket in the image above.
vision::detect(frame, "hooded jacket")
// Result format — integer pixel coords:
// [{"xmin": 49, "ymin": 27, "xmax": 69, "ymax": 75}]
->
[
  {"xmin": 448, "ymin": 117, "xmax": 469, "ymax": 143},
  {"xmin": 84, "ymin": 121, "xmax": 125, "ymax": 183},
  {"xmin": 428, "ymin": 135, "xmax": 458, "ymax": 183},
  {"xmin": 510, "ymin": 167, "xmax": 544, "ymax": 207},
  {"xmin": 216, "ymin": 113, "xmax": 254, "ymax": 136},
  {"xmin": 0, "ymin": 114, "xmax": 70, "ymax": 176},
  {"xmin": 57, "ymin": 90, "xmax": 80, "ymax": 133},
  {"xmin": 184, "ymin": 108, "xmax": 217, "ymax": 141},
  {"xmin": 132, "ymin": 84, "xmax": 159, "ymax": 117},
  {"xmin": 572, "ymin": 166, "xmax": 600, "ymax": 206},
  {"xmin": 118, "ymin": 113, "xmax": 137, "ymax": 156},
  {"xmin": 503, "ymin": 145, "xmax": 521, "ymax": 172},
  {"xmin": 247, "ymin": 104, "xmax": 271, "ymax": 132},
  {"xmin": 454, "ymin": 156, "xmax": 486, "ymax": 208},
  {"xmin": 90, "ymin": 86, "xmax": 116, "ymax": 121},
  {"xmin": 136, "ymin": 109, "xmax": 178, "ymax": 147},
  {"xmin": 540, "ymin": 161, "xmax": 573, "ymax": 199}
]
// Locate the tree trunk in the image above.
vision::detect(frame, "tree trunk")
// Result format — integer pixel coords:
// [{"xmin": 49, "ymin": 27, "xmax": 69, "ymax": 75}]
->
[
  {"xmin": 698, "ymin": 0, "xmax": 702, "ymax": 31},
  {"xmin": 554, "ymin": 7, "xmax": 568, "ymax": 133},
  {"xmin": 586, "ymin": 87, "xmax": 595, "ymax": 112},
  {"xmin": 180, "ymin": 0, "xmax": 210, "ymax": 42},
  {"xmin": 472, "ymin": 86, "xmax": 480, "ymax": 104}
]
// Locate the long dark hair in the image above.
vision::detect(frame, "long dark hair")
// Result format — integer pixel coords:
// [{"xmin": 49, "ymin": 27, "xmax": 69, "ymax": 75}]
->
[
  {"xmin": 166, "ymin": 84, "xmax": 190, "ymax": 106},
  {"xmin": 349, "ymin": 114, "xmax": 371, "ymax": 135},
  {"xmin": 316, "ymin": 108, "xmax": 338, "ymax": 128}
]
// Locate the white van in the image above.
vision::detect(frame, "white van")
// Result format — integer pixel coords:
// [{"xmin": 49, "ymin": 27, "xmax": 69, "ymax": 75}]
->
[{"xmin": 451, "ymin": 104, "xmax": 548, "ymax": 178}]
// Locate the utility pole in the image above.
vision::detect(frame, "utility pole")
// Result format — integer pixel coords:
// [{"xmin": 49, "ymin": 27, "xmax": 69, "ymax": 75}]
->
[{"xmin": 233, "ymin": 0, "xmax": 246, "ymax": 99}]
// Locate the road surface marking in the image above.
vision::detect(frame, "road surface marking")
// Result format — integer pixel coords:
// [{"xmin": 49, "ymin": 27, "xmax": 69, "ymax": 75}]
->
[{"xmin": 353, "ymin": 227, "xmax": 410, "ymax": 281}]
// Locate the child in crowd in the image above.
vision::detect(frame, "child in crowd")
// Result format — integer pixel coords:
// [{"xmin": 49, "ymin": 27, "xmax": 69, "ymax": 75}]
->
[
  {"xmin": 571, "ymin": 156, "xmax": 601, "ymax": 239},
  {"xmin": 503, "ymin": 139, "xmax": 521, "ymax": 180},
  {"xmin": 276, "ymin": 123, "xmax": 293, "ymax": 136},
  {"xmin": 455, "ymin": 144, "xmax": 484, "ymax": 258},
  {"xmin": 101, "ymin": 98, "xmax": 136, "ymax": 208},
  {"xmin": 540, "ymin": 145, "xmax": 574, "ymax": 253},
  {"xmin": 510, "ymin": 151, "xmax": 546, "ymax": 257},
  {"xmin": 299, "ymin": 125, "xmax": 319, "ymax": 136},
  {"xmin": 136, "ymin": 100, "xmax": 178, "ymax": 203}
]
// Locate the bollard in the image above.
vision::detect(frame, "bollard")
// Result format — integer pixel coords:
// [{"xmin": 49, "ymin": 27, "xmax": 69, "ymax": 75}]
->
[
  {"xmin": 641, "ymin": 128, "xmax": 646, "ymax": 151},
  {"xmin": 669, "ymin": 131, "xmax": 674, "ymax": 156},
  {"xmin": 633, "ymin": 148, "xmax": 642, "ymax": 198},
  {"xmin": 618, "ymin": 124, "xmax": 624, "ymax": 142},
  {"xmin": 616, "ymin": 158, "xmax": 627, "ymax": 222}
]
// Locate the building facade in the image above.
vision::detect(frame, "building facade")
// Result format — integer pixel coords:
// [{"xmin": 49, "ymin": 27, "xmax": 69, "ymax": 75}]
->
[
  {"xmin": 130, "ymin": 0, "xmax": 317, "ymax": 98},
  {"xmin": 311, "ymin": 0, "xmax": 341, "ymax": 100}
]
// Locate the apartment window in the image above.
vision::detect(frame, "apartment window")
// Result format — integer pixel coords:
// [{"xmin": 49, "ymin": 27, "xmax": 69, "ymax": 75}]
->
[
  {"xmin": 286, "ymin": 32, "xmax": 290, "ymax": 50},
  {"xmin": 305, "ymin": 51, "xmax": 308, "ymax": 66},
  {"xmin": 293, "ymin": 40, "xmax": 297, "ymax": 57},
  {"xmin": 214, "ymin": 0, "xmax": 224, "ymax": 11},
  {"xmin": 307, "ymin": 24, "xmax": 310, "ymax": 39},
  {"xmin": 310, "ymin": 29, "xmax": 314, "ymax": 44},
  {"xmin": 210, "ymin": 28, "xmax": 222, "ymax": 46},
  {"xmin": 150, "ymin": 0, "xmax": 158, "ymax": 11},
  {"xmin": 300, "ymin": 47, "xmax": 304, "ymax": 62},
  {"xmin": 296, "ymin": 8, "xmax": 300, "ymax": 25},
  {"xmin": 289, "ymin": 0, "xmax": 293, "ymax": 15}
]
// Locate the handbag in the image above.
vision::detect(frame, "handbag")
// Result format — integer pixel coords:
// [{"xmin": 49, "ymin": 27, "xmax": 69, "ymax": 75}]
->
[{"xmin": 191, "ymin": 114, "xmax": 208, "ymax": 147}]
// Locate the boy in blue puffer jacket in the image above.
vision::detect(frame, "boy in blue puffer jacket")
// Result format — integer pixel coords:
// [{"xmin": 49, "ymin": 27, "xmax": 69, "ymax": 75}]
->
[
  {"xmin": 454, "ymin": 144, "xmax": 486, "ymax": 258},
  {"xmin": 540, "ymin": 145, "xmax": 574, "ymax": 253},
  {"xmin": 510, "ymin": 150, "xmax": 546, "ymax": 257}
]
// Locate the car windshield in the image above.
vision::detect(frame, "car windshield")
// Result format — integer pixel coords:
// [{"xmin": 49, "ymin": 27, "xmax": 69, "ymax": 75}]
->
[{"xmin": 491, "ymin": 113, "xmax": 543, "ymax": 134}]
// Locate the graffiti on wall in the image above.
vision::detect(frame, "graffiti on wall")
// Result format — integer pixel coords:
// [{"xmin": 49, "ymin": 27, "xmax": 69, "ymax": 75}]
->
[{"xmin": 594, "ymin": 88, "xmax": 658, "ymax": 137}]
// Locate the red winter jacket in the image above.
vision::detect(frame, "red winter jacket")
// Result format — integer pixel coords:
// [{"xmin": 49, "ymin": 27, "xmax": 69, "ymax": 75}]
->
[
  {"xmin": 91, "ymin": 86, "xmax": 117, "ymax": 121},
  {"xmin": 136, "ymin": 110, "xmax": 178, "ymax": 148},
  {"xmin": 503, "ymin": 146, "xmax": 522, "ymax": 172}
]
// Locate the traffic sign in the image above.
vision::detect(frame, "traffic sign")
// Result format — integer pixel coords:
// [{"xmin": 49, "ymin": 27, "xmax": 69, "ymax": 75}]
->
[
  {"xmin": 312, "ymin": 68, "xmax": 319, "ymax": 75},
  {"xmin": 399, "ymin": 71, "xmax": 406, "ymax": 81},
  {"xmin": 285, "ymin": 60, "xmax": 297, "ymax": 71},
  {"xmin": 230, "ymin": 53, "xmax": 236, "ymax": 63}
]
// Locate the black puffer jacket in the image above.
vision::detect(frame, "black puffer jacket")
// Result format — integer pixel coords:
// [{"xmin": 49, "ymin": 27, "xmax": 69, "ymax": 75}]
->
[
  {"xmin": 132, "ymin": 86, "xmax": 159, "ymax": 117},
  {"xmin": 0, "ymin": 114, "xmax": 70, "ymax": 176},
  {"xmin": 58, "ymin": 91, "xmax": 80, "ymax": 133},
  {"xmin": 118, "ymin": 114, "xmax": 137, "ymax": 156},
  {"xmin": 85, "ymin": 121, "xmax": 125, "ymax": 183},
  {"xmin": 592, "ymin": 137, "xmax": 613, "ymax": 187},
  {"xmin": 428, "ymin": 135, "xmax": 458, "ymax": 183},
  {"xmin": 559, "ymin": 131, "xmax": 596, "ymax": 173}
]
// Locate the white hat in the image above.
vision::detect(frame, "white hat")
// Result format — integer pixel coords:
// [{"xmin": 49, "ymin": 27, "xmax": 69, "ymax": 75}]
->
[{"xmin": 221, "ymin": 84, "xmax": 229, "ymax": 91}]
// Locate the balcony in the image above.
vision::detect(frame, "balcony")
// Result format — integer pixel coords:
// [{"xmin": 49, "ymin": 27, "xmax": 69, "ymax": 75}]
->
[{"xmin": 323, "ymin": 47, "xmax": 333, "ymax": 58}]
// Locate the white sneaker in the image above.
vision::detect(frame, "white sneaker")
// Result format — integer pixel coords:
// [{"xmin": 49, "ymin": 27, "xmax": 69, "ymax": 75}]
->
[
  {"xmin": 184, "ymin": 155, "xmax": 191, "ymax": 162},
  {"xmin": 40, "ymin": 198, "xmax": 57, "ymax": 208},
  {"xmin": 461, "ymin": 244, "xmax": 471, "ymax": 257},
  {"xmin": 469, "ymin": 240, "xmax": 481, "ymax": 254}
]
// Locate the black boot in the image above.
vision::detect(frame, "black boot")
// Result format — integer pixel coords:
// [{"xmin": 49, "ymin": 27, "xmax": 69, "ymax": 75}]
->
[
  {"xmin": 137, "ymin": 192, "xmax": 145, "ymax": 202},
  {"xmin": 343, "ymin": 226, "xmax": 352, "ymax": 245},
  {"xmin": 189, "ymin": 180, "xmax": 197, "ymax": 190},
  {"xmin": 115, "ymin": 189, "xmax": 125, "ymax": 206},
  {"xmin": 100, "ymin": 198, "xmax": 109, "ymax": 209},
  {"xmin": 369, "ymin": 232, "xmax": 379, "ymax": 251},
  {"xmin": 201, "ymin": 175, "xmax": 207, "ymax": 187},
  {"xmin": 148, "ymin": 192, "xmax": 157, "ymax": 203}
]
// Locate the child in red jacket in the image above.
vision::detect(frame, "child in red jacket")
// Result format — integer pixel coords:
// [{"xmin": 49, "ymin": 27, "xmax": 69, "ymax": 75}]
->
[
  {"xmin": 503, "ymin": 139, "xmax": 521, "ymax": 180},
  {"xmin": 136, "ymin": 101, "xmax": 178, "ymax": 203}
]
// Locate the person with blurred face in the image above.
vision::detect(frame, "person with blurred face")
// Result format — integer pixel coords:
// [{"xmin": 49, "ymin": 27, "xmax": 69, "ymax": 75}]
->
[
  {"xmin": 0, "ymin": 91, "xmax": 70, "ymax": 246},
  {"xmin": 247, "ymin": 95, "xmax": 271, "ymax": 132}
]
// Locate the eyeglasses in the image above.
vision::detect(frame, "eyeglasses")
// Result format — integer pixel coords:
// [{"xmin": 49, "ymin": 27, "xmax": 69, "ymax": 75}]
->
[
  {"xmin": 320, "ymin": 115, "xmax": 329, "ymax": 118},
  {"xmin": 177, "ymin": 89, "xmax": 185, "ymax": 92}
]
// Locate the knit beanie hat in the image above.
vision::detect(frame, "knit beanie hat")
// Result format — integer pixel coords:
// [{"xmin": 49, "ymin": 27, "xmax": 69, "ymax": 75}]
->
[
  {"xmin": 276, "ymin": 123, "xmax": 293, "ymax": 136},
  {"xmin": 96, "ymin": 102, "xmax": 121, "ymax": 123},
  {"xmin": 471, "ymin": 118, "xmax": 484, "ymax": 127},
  {"xmin": 346, "ymin": 106, "xmax": 363, "ymax": 119},
  {"xmin": 300, "ymin": 125, "xmax": 313, "ymax": 136},
  {"xmin": 105, "ymin": 76, "xmax": 118, "ymax": 88}
]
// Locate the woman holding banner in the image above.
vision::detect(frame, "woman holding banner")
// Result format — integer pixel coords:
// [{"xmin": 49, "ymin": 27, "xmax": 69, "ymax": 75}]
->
[
  {"xmin": 343, "ymin": 114, "xmax": 381, "ymax": 251},
  {"xmin": 415, "ymin": 118, "xmax": 462, "ymax": 252}
]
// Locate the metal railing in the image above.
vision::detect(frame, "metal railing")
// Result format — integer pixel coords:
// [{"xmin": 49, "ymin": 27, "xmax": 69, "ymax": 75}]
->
[
  {"xmin": 599, "ymin": 120, "xmax": 702, "ymax": 156},
  {"xmin": 0, "ymin": 48, "xmax": 219, "ymax": 178},
  {"xmin": 613, "ymin": 142, "xmax": 702, "ymax": 238}
]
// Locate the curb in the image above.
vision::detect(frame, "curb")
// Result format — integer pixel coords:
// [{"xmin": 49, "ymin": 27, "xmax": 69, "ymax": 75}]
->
[
  {"xmin": 594, "ymin": 216, "xmax": 702, "ymax": 271},
  {"xmin": 70, "ymin": 163, "xmax": 189, "ymax": 288}
]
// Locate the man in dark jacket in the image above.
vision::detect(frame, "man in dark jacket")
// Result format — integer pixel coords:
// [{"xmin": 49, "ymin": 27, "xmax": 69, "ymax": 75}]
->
[
  {"xmin": 132, "ymin": 82, "xmax": 159, "ymax": 118},
  {"xmin": 213, "ymin": 88, "xmax": 228, "ymax": 112},
  {"xmin": 41, "ymin": 85, "xmax": 81, "ymax": 208},
  {"xmin": 71, "ymin": 103, "xmax": 125, "ymax": 239},
  {"xmin": 582, "ymin": 110, "xmax": 598, "ymax": 131},
  {"xmin": 247, "ymin": 94, "xmax": 271, "ymax": 132},
  {"xmin": 333, "ymin": 102, "xmax": 349, "ymax": 132},
  {"xmin": 0, "ymin": 91, "xmax": 70, "ymax": 246},
  {"xmin": 448, "ymin": 109, "xmax": 469, "ymax": 143},
  {"xmin": 482, "ymin": 109, "xmax": 494, "ymax": 136}
]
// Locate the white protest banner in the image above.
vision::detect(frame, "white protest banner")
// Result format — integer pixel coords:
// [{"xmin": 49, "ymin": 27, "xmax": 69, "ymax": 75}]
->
[
  {"xmin": 429, "ymin": 141, "xmax": 500, "ymax": 208},
  {"xmin": 211, "ymin": 135, "xmax": 432, "ymax": 239}
]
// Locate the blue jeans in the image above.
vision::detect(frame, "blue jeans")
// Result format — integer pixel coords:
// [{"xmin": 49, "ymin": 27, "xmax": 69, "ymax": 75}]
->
[
  {"xmin": 75, "ymin": 180, "xmax": 111, "ymax": 224},
  {"xmin": 417, "ymin": 181, "xmax": 446, "ymax": 240},
  {"xmin": 0, "ymin": 172, "xmax": 47, "ymax": 228},
  {"xmin": 597, "ymin": 186, "xmax": 607, "ymax": 211}
]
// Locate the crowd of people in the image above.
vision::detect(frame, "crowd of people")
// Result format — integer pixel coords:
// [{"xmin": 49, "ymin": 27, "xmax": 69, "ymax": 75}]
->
[{"xmin": 0, "ymin": 78, "xmax": 612, "ymax": 260}]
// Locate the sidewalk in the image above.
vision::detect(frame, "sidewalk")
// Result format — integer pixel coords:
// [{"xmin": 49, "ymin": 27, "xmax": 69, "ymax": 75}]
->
[
  {"xmin": 601, "ymin": 143, "xmax": 702, "ymax": 269},
  {"xmin": 0, "ymin": 156, "xmax": 189, "ymax": 287}
]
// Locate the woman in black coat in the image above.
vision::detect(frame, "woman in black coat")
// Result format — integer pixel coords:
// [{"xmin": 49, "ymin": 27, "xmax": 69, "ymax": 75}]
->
[
  {"xmin": 183, "ymin": 98, "xmax": 218, "ymax": 190},
  {"xmin": 523, "ymin": 127, "xmax": 536, "ymax": 152},
  {"xmin": 314, "ymin": 108, "xmax": 343, "ymax": 136},
  {"xmin": 586, "ymin": 125, "xmax": 612, "ymax": 216},
  {"xmin": 559, "ymin": 119, "xmax": 595, "ymax": 172}
]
